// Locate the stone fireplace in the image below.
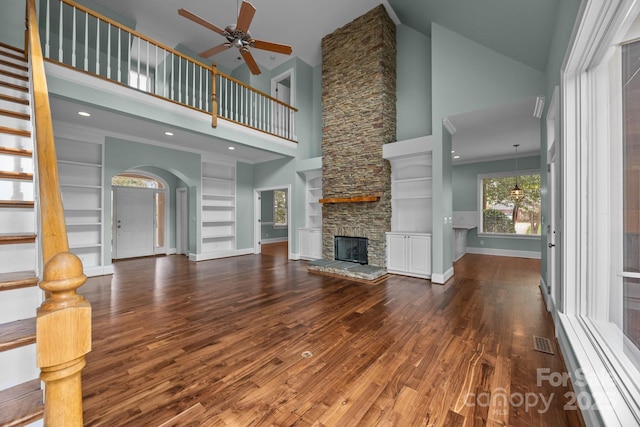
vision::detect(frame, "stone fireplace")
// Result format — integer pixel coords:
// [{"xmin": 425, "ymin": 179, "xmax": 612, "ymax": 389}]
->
[{"xmin": 321, "ymin": 5, "xmax": 396, "ymax": 268}]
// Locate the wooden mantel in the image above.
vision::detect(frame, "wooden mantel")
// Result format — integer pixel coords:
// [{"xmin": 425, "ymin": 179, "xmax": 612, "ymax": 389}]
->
[{"xmin": 319, "ymin": 196, "xmax": 380, "ymax": 204}]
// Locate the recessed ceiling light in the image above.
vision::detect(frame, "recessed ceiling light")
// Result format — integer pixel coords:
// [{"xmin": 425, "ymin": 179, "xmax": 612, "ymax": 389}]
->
[
  {"xmin": 451, "ymin": 150, "xmax": 455, "ymax": 153},
  {"xmin": 454, "ymin": 155, "xmax": 461, "ymax": 159},
  {"xmin": 228, "ymin": 146, "xmax": 236, "ymax": 150},
  {"xmin": 78, "ymin": 111, "xmax": 91, "ymax": 117},
  {"xmin": 164, "ymin": 131, "xmax": 174, "ymax": 136}
]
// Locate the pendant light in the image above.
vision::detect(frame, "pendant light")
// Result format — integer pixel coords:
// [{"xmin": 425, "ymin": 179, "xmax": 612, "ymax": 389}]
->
[{"xmin": 510, "ymin": 144, "xmax": 524, "ymax": 199}]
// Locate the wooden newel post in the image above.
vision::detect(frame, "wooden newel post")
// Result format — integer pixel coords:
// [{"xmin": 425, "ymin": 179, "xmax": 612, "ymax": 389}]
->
[
  {"xmin": 212, "ymin": 63, "xmax": 218, "ymax": 128},
  {"xmin": 37, "ymin": 252, "xmax": 92, "ymax": 426}
]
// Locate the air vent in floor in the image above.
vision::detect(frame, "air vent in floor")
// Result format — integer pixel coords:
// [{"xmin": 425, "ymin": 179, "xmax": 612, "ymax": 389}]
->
[{"xmin": 533, "ymin": 335, "xmax": 554, "ymax": 354}]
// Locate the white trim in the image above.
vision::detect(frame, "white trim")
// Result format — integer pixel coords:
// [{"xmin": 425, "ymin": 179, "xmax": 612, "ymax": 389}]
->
[
  {"xmin": 262, "ymin": 237, "xmax": 288, "ymax": 244},
  {"xmin": 167, "ymin": 248, "xmax": 177, "ymax": 255},
  {"xmin": 189, "ymin": 248, "xmax": 253, "ymax": 261},
  {"xmin": 254, "ymin": 185, "xmax": 293, "ymax": 259},
  {"xmin": 558, "ymin": 0, "xmax": 640, "ymax": 424},
  {"xmin": 431, "ymin": 266, "xmax": 454, "ymax": 284},
  {"xmin": 477, "ymin": 168, "xmax": 542, "ymax": 236},
  {"xmin": 84, "ymin": 264, "xmax": 114, "ymax": 277},
  {"xmin": 466, "ymin": 246, "xmax": 541, "ymax": 259}
]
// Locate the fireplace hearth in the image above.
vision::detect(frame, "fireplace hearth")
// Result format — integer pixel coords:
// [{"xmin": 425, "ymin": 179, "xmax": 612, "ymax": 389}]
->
[{"xmin": 334, "ymin": 236, "xmax": 368, "ymax": 264}]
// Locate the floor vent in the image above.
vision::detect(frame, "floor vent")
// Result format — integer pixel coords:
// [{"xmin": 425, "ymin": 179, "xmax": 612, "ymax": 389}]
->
[{"xmin": 533, "ymin": 336, "xmax": 554, "ymax": 354}]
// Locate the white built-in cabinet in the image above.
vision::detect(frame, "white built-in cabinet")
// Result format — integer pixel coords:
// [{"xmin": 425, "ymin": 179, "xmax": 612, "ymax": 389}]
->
[
  {"xmin": 299, "ymin": 228, "xmax": 322, "ymax": 260},
  {"xmin": 199, "ymin": 160, "xmax": 236, "ymax": 259},
  {"xmin": 386, "ymin": 232, "xmax": 432, "ymax": 278},
  {"xmin": 299, "ymin": 170, "xmax": 322, "ymax": 260},
  {"xmin": 55, "ymin": 137, "xmax": 105, "ymax": 276},
  {"xmin": 383, "ymin": 136, "xmax": 433, "ymax": 279}
]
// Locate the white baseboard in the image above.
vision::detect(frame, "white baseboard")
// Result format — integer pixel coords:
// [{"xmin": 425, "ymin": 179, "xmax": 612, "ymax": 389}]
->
[
  {"xmin": 466, "ymin": 247, "xmax": 541, "ymax": 259},
  {"xmin": 290, "ymin": 252, "xmax": 300, "ymax": 260},
  {"xmin": 189, "ymin": 248, "xmax": 254, "ymax": 262},
  {"xmin": 262, "ymin": 237, "xmax": 288, "ymax": 244},
  {"xmin": 431, "ymin": 266, "xmax": 454, "ymax": 284},
  {"xmin": 167, "ymin": 247, "xmax": 177, "ymax": 255},
  {"xmin": 84, "ymin": 265, "xmax": 114, "ymax": 277}
]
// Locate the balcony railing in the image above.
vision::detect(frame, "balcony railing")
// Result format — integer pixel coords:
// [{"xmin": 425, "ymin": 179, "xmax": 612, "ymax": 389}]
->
[{"xmin": 38, "ymin": 0, "xmax": 297, "ymax": 142}]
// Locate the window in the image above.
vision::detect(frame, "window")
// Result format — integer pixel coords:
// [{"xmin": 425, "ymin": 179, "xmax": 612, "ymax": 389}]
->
[
  {"xmin": 273, "ymin": 189, "xmax": 287, "ymax": 227},
  {"xmin": 129, "ymin": 69, "xmax": 151, "ymax": 92},
  {"xmin": 478, "ymin": 171, "xmax": 541, "ymax": 236},
  {"xmin": 622, "ymin": 39, "xmax": 640, "ymax": 354}
]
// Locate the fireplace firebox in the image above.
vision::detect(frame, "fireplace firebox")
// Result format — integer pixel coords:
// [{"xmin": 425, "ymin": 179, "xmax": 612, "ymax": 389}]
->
[{"xmin": 334, "ymin": 236, "xmax": 368, "ymax": 264}]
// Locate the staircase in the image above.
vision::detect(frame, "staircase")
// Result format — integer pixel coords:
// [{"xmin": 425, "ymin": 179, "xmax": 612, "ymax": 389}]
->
[{"xmin": 0, "ymin": 42, "xmax": 44, "ymax": 426}]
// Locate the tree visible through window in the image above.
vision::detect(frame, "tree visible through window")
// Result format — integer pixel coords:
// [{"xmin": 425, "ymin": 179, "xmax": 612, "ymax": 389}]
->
[
  {"xmin": 480, "ymin": 173, "xmax": 541, "ymax": 235},
  {"xmin": 273, "ymin": 190, "xmax": 287, "ymax": 227}
]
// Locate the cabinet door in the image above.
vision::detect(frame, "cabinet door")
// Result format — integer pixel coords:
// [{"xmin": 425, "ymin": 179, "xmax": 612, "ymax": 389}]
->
[
  {"xmin": 386, "ymin": 234, "xmax": 407, "ymax": 272},
  {"xmin": 299, "ymin": 229, "xmax": 311, "ymax": 259},
  {"xmin": 407, "ymin": 234, "xmax": 431, "ymax": 276},
  {"xmin": 311, "ymin": 229, "xmax": 323, "ymax": 259}
]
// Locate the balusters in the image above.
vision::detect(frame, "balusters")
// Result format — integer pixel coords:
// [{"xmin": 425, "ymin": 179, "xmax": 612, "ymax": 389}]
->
[
  {"xmin": 84, "ymin": 12, "xmax": 88, "ymax": 71},
  {"xmin": 145, "ymin": 40, "xmax": 149, "ymax": 92},
  {"xmin": 71, "ymin": 6, "xmax": 76, "ymax": 67},
  {"xmin": 58, "ymin": 0, "xmax": 63, "ymax": 61},
  {"xmin": 95, "ymin": 16, "xmax": 100, "ymax": 75},
  {"xmin": 117, "ymin": 28, "xmax": 122, "ymax": 83},
  {"xmin": 39, "ymin": 0, "xmax": 296, "ymax": 140},
  {"xmin": 45, "ymin": 0, "xmax": 50, "ymax": 57},
  {"xmin": 106, "ymin": 23, "xmax": 111, "ymax": 79}
]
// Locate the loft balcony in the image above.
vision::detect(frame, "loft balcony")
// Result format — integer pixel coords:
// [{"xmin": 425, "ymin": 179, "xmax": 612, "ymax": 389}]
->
[{"xmin": 37, "ymin": 0, "xmax": 298, "ymax": 145}]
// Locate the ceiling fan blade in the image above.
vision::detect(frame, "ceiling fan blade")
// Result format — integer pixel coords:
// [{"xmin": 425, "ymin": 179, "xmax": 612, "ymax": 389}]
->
[
  {"xmin": 240, "ymin": 48, "xmax": 261, "ymax": 75},
  {"xmin": 251, "ymin": 39, "xmax": 293, "ymax": 55},
  {"xmin": 200, "ymin": 43, "xmax": 231, "ymax": 58},
  {"xmin": 178, "ymin": 8, "xmax": 227, "ymax": 36},
  {"xmin": 236, "ymin": 1, "xmax": 256, "ymax": 34}
]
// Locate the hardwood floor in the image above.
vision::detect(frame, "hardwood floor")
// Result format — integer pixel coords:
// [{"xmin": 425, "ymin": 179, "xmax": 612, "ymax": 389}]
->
[{"xmin": 79, "ymin": 253, "xmax": 584, "ymax": 426}]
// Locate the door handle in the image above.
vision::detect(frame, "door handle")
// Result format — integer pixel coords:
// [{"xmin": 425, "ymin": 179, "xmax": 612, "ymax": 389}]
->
[{"xmin": 548, "ymin": 243, "xmax": 555, "ymax": 248}]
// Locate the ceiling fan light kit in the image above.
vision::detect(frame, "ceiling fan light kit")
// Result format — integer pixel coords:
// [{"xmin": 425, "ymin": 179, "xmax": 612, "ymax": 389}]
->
[{"xmin": 178, "ymin": 1, "xmax": 293, "ymax": 75}]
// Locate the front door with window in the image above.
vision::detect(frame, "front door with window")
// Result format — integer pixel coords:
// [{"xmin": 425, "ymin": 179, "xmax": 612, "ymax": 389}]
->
[{"xmin": 114, "ymin": 187, "xmax": 155, "ymax": 259}]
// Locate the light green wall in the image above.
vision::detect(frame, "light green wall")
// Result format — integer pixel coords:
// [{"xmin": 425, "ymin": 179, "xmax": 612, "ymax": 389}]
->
[
  {"xmin": 396, "ymin": 24, "xmax": 432, "ymax": 140},
  {"xmin": 104, "ymin": 137, "xmax": 201, "ymax": 264},
  {"xmin": 539, "ymin": 0, "xmax": 581, "ymax": 284},
  {"xmin": 236, "ymin": 161, "xmax": 254, "ymax": 250},
  {"xmin": 431, "ymin": 23, "xmax": 546, "ymax": 278},
  {"xmin": 0, "ymin": 0, "xmax": 25, "ymax": 49},
  {"xmin": 453, "ymin": 155, "xmax": 542, "ymax": 253}
]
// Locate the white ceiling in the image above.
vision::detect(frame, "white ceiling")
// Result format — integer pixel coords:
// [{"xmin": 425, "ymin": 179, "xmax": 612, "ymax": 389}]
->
[
  {"xmin": 449, "ymin": 98, "xmax": 542, "ymax": 165},
  {"xmin": 49, "ymin": 96, "xmax": 284, "ymax": 164}
]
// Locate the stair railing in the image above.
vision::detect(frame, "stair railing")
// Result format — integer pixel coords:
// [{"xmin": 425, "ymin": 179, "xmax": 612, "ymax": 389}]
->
[
  {"xmin": 27, "ymin": 0, "xmax": 91, "ymax": 425},
  {"xmin": 39, "ymin": 0, "xmax": 298, "ymax": 142}
]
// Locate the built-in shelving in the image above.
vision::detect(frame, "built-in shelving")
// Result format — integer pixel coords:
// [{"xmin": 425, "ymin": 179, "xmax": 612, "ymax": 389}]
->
[
  {"xmin": 55, "ymin": 137, "xmax": 105, "ymax": 276},
  {"xmin": 199, "ymin": 160, "xmax": 236, "ymax": 258},
  {"xmin": 383, "ymin": 136, "xmax": 433, "ymax": 279},
  {"xmin": 299, "ymin": 170, "xmax": 322, "ymax": 260},
  {"xmin": 388, "ymin": 155, "xmax": 432, "ymax": 233}
]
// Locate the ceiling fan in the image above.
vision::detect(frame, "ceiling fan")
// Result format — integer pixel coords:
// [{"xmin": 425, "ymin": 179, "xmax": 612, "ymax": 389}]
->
[{"xmin": 178, "ymin": 1, "xmax": 293, "ymax": 75}]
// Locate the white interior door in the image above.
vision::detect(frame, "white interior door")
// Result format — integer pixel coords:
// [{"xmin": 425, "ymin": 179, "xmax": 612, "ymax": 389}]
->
[
  {"xmin": 114, "ymin": 187, "xmax": 155, "ymax": 259},
  {"xmin": 546, "ymin": 87, "xmax": 561, "ymax": 311},
  {"xmin": 274, "ymin": 81, "xmax": 290, "ymax": 135}
]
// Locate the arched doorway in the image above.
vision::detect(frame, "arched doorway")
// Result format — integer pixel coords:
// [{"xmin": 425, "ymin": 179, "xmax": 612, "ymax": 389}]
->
[{"xmin": 112, "ymin": 172, "xmax": 168, "ymax": 259}]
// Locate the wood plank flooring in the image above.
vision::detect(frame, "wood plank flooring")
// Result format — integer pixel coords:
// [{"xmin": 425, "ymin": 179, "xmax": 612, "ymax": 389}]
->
[{"xmin": 79, "ymin": 252, "xmax": 584, "ymax": 426}]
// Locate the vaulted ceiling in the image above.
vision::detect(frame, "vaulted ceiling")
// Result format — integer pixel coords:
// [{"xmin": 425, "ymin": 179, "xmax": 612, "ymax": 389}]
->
[
  {"xmin": 88, "ymin": 0, "xmax": 560, "ymax": 73},
  {"xmin": 64, "ymin": 0, "xmax": 565, "ymax": 163}
]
